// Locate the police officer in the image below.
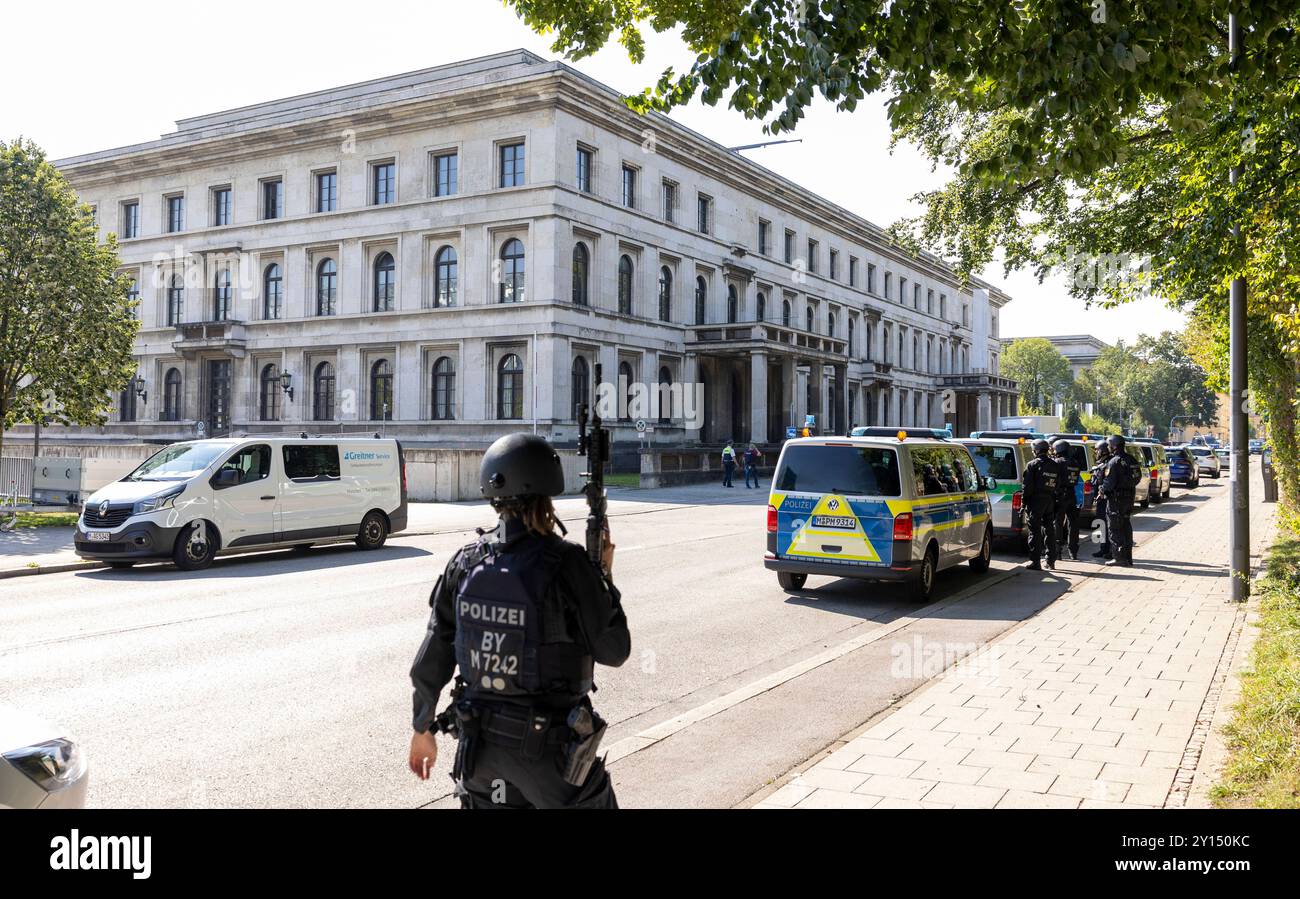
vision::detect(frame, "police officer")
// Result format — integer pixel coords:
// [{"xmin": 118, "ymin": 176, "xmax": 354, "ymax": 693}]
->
[
  {"xmin": 407, "ymin": 433, "xmax": 631, "ymax": 808},
  {"xmin": 1052, "ymin": 439, "xmax": 1081, "ymax": 561},
  {"xmin": 1022, "ymin": 438, "xmax": 1063, "ymax": 571},
  {"xmin": 1090, "ymin": 442, "xmax": 1113, "ymax": 560},
  {"xmin": 1101, "ymin": 434, "xmax": 1138, "ymax": 567}
]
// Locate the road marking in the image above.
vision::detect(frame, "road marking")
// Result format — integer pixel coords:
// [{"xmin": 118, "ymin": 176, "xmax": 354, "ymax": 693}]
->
[{"xmin": 602, "ymin": 565, "xmax": 1023, "ymax": 766}]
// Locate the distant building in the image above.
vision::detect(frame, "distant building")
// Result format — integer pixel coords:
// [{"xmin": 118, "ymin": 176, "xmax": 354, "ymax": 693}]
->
[{"xmin": 1000, "ymin": 334, "xmax": 1110, "ymax": 379}]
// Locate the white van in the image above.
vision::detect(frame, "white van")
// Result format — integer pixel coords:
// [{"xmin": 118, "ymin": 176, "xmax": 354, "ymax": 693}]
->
[{"xmin": 74, "ymin": 436, "xmax": 408, "ymax": 570}]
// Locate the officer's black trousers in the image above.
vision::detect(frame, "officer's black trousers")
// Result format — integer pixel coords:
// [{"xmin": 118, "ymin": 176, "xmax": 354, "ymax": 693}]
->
[
  {"xmin": 1026, "ymin": 502, "xmax": 1057, "ymax": 564},
  {"xmin": 1106, "ymin": 498, "xmax": 1135, "ymax": 563},
  {"xmin": 1092, "ymin": 496, "xmax": 1111, "ymax": 557},
  {"xmin": 458, "ymin": 742, "xmax": 618, "ymax": 809},
  {"xmin": 1056, "ymin": 503, "xmax": 1080, "ymax": 556}
]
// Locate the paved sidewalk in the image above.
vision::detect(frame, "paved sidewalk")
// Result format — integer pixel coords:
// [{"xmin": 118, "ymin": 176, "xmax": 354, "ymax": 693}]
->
[{"xmin": 757, "ymin": 472, "xmax": 1276, "ymax": 809}]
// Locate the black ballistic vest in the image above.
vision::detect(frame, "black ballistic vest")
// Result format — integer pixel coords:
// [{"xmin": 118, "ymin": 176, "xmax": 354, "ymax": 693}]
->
[{"xmin": 453, "ymin": 535, "xmax": 594, "ymax": 705}]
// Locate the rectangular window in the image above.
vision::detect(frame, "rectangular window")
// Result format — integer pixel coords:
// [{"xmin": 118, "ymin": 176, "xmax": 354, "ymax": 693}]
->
[
  {"xmin": 262, "ymin": 179, "xmax": 283, "ymax": 220},
  {"xmin": 316, "ymin": 171, "xmax": 337, "ymax": 213},
  {"xmin": 940, "ymin": 293, "xmax": 947, "ymax": 320},
  {"xmin": 166, "ymin": 195, "xmax": 184, "ymax": 233},
  {"xmin": 121, "ymin": 201, "xmax": 139, "ymax": 239},
  {"xmin": 784, "ymin": 229, "xmax": 794, "ymax": 264},
  {"xmin": 962, "ymin": 303, "xmax": 969, "ymax": 326},
  {"xmin": 282, "ymin": 444, "xmax": 341, "ymax": 482},
  {"xmin": 662, "ymin": 180, "xmax": 676, "ymax": 223},
  {"xmin": 914, "ymin": 283, "xmax": 921, "ymax": 309},
  {"xmin": 927, "ymin": 289, "xmax": 935, "ymax": 315},
  {"xmin": 372, "ymin": 162, "xmax": 396, "ymax": 205},
  {"xmin": 697, "ymin": 194, "xmax": 711, "ymax": 234},
  {"xmin": 867, "ymin": 263, "xmax": 876, "ymax": 294},
  {"xmin": 758, "ymin": 219, "xmax": 770, "ymax": 255},
  {"xmin": 212, "ymin": 187, "xmax": 232, "ymax": 226},
  {"xmin": 849, "ymin": 256, "xmax": 858, "ymax": 287},
  {"xmin": 884, "ymin": 271, "xmax": 892, "ymax": 298},
  {"xmin": 433, "ymin": 152, "xmax": 458, "ymax": 197},
  {"xmin": 899, "ymin": 277, "xmax": 907, "ymax": 304},
  {"xmin": 576, "ymin": 146, "xmax": 593, "ymax": 193},
  {"xmin": 621, "ymin": 165, "xmax": 636, "ymax": 208},
  {"xmin": 773, "ymin": 445, "xmax": 901, "ymax": 497},
  {"xmin": 500, "ymin": 142, "xmax": 525, "ymax": 188},
  {"xmin": 807, "ymin": 239, "xmax": 818, "ymax": 273},
  {"xmin": 829, "ymin": 249, "xmax": 839, "ymax": 281}
]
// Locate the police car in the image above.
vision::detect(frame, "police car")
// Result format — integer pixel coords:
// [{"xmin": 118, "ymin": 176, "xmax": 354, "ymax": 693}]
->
[
  {"xmin": 765, "ymin": 429, "xmax": 994, "ymax": 602},
  {"xmin": 959, "ymin": 433, "xmax": 1035, "ymax": 543}
]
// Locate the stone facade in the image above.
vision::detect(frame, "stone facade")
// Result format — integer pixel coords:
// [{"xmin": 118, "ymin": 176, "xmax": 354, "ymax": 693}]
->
[{"xmin": 52, "ymin": 49, "xmax": 1015, "ymax": 454}]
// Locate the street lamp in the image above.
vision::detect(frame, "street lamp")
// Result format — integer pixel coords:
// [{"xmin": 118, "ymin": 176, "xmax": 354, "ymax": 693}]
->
[
  {"xmin": 134, "ymin": 376, "xmax": 148, "ymax": 406},
  {"xmin": 279, "ymin": 371, "xmax": 294, "ymax": 402}
]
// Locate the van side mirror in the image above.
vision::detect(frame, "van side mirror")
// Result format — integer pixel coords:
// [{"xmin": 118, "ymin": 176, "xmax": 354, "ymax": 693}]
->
[
  {"xmin": 984, "ymin": 476, "xmax": 997, "ymax": 491},
  {"xmin": 214, "ymin": 468, "xmax": 241, "ymax": 489}
]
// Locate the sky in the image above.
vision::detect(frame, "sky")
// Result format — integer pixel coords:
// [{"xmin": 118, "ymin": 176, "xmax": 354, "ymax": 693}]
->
[{"xmin": 2, "ymin": 0, "xmax": 1187, "ymax": 345}]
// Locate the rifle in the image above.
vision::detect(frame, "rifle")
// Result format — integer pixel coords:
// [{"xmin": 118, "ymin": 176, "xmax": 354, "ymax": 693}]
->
[{"xmin": 576, "ymin": 389, "xmax": 612, "ymax": 574}]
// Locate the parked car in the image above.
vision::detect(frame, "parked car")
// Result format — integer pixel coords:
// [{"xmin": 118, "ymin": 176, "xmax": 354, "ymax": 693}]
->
[
  {"xmin": 1168, "ymin": 446, "xmax": 1200, "ymax": 488},
  {"xmin": 1187, "ymin": 445, "xmax": 1222, "ymax": 478},
  {"xmin": 1215, "ymin": 447, "xmax": 1232, "ymax": 473},
  {"xmin": 74, "ymin": 436, "xmax": 408, "ymax": 571},
  {"xmin": 1131, "ymin": 439, "xmax": 1172, "ymax": 504},
  {"xmin": 0, "ymin": 706, "xmax": 89, "ymax": 809},
  {"xmin": 959, "ymin": 436, "xmax": 1034, "ymax": 544},
  {"xmin": 1124, "ymin": 444, "xmax": 1153, "ymax": 509},
  {"xmin": 1249, "ymin": 438, "xmax": 1265, "ymax": 454},
  {"xmin": 767, "ymin": 428, "xmax": 994, "ymax": 602}
]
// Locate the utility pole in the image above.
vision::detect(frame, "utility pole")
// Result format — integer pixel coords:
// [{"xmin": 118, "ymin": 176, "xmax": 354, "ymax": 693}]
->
[{"xmin": 1228, "ymin": 12, "xmax": 1250, "ymax": 601}]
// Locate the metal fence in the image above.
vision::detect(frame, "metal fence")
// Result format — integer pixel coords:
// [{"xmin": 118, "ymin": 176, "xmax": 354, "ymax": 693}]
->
[{"xmin": 1, "ymin": 456, "xmax": 33, "ymax": 502}]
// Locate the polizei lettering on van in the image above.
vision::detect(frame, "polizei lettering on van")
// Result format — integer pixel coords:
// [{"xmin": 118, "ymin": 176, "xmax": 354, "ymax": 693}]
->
[{"xmin": 458, "ymin": 600, "xmax": 526, "ymax": 627}]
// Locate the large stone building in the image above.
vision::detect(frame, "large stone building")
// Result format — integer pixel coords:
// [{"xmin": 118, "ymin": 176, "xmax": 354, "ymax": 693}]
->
[
  {"xmin": 55, "ymin": 50, "xmax": 1016, "ymax": 456},
  {"xmin": 1001, "ymin": 334, "xmax": 1111, "ymax": 379}
]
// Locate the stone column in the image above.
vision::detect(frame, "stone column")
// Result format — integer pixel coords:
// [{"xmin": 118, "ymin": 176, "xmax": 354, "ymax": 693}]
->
[
  {"xmin": 977, "ymin": 392, "xmax": 992, "ymax": 432},
  {"xmin": 750, "ymin": 351, "xmax": 768, "ymax": 444}
]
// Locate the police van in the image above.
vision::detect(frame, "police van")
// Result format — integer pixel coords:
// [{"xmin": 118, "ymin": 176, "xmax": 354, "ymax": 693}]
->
[
  {"xmin": 959, "ymin": 433, "xmax": 1035, "ymax": 543},
  {"xmin": 1130, "ymin": 439, "xmax": 1172, "ymax": 504},
  {"xmin": 74, "ymin": 436, "xmax": 407, "ymax": 570},
  {"xmin": 765, "ymin": 429, "xmax": 994, "ymax": 602}
]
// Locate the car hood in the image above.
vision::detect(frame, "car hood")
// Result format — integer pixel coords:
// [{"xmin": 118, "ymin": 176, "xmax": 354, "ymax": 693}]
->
[
  {"xmin": 0, "ymin": 705, "xmax": 64, "ymax": 752},
  {"xmin": 86, "ymin": 479, "xmax": 188, "ymax": 506}
]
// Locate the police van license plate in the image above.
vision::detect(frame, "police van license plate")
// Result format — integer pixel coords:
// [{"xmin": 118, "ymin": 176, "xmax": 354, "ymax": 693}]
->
[
  {"xmin": 812, "ymin": 515, "xmax": 855, "ymax": 529},
  {"xmin": 86, "ymin": 530, "xmax": 111, "ymax": 541}
]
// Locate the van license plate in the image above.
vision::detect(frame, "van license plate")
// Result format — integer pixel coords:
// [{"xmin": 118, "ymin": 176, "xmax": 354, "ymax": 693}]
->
[
  {"xmin": 812, "ymin": 515, "xmax": 855, "ymax": 529},
  {"xmin": 86, "ymin": 530, "xmax": 111, "ymax": 542}
]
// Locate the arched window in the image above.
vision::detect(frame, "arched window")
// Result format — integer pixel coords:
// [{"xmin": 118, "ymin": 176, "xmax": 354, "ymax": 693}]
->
[
  {"xmin": 316, "ymin": 258, "xmax": 337, "ymax": 316},
  {"xmin": 431, "ymin": 356, "xmax": 455, "ymax": 420},
  {"xmin": 497, "ymin": 354, "xmax": 523, "ymax": 419},
  {"xmin": 119, "ymin": 376, "xmax": 138, "ymax": 423},
  {"xmin": 499, "ymin": 239, "xmax": 525, "ymax": 303},
  {"xmin": 695, "ymin": 276, "xmax": 707, "ymax": 325},
  {"xmin": 213, "ymin": 269, "xmax": 232, "ymax": 321},
  {"xmin": 618, "ymin": 360, "xmax": 634, "ymax": 421},
  {"xmin": 434, "ymin": 246, "xmax": 457, "ymax": 307},
  {"xmin": 912, "ymin": 335, "xmax": 919, "ymax": 369},
  {"xmin": 373, "ymin": 252, "xmax": 395, "ymax": 311},
  {"xmin": 263, "ymin": 263, "xmax": 283, "ymax": 319},
  {"xmin": 369, "ymin": 359, "xmax": 393, "ymax": 420},
  {"xmin": 727, "ymin": 284, "xmax": 738, "ymax": 323},
  {"xmin": 571, "ymin": 356, "xmax": 590, "ymax": 419},
  {"xmin": 782, "ymin": 299, "xmax": 791, "ymax": 327},
  {"xmin": 756, "ymin": 291, "xmax": 766, "ymax": 322},
  {"xmin": 259, "ymin": 363, "xmax": 280, "ymax": 421},
  {"xmin": 313, "ymin": 362, "xmax": 335, "ymax": 421},
  {"xmin": 617, "ymin": 255, "xmax": 633, "ymax": 315},
  {"xmin": 571, "ymin": 243, "xmax": 589, "ymax": 306},
  {"xmin": 806, "ymin": 307, "xmax": 814, "ymax": 333},
  {"xmin": 657, "ymin": 366, "xmax": 672, "ymax": 423},
  {"xmin": 658, "ymin": 266, "xmax": 672, "ymax": 322},
  {"xmin": 162, "ymin": 368, "xmax": 182, "ymax": 421},
  {"xmin": 167, "ymin": 274, "xmax": 184, "ymax": 325},
  {"xmin": 828, "ymin": 312, "xmax": 836, "ymax": 337}
]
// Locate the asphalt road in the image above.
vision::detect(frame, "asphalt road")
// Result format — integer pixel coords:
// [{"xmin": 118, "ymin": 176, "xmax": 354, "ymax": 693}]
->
[{"xmin": 0, "ymin": 479, "xmax": 1217, "ymax": 808}]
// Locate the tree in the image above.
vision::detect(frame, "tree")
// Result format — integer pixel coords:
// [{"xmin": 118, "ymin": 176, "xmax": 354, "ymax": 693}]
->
[
  {"xmin": 0, "ymin": 138, "xmax": 137, "ymax": 459},
  {"xmin": 1131, "ymin": 333, "xmax": 1218, "ymax": 439},
  {"xmin": 1000, "ymin": 338, "xmax": 1073, "ymax": 414}
]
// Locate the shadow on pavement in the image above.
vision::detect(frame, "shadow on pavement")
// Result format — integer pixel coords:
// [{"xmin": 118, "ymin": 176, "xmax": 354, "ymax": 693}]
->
[{"xmin": 74, "ymin": 543, "xmax": 432, "ymax": 581}]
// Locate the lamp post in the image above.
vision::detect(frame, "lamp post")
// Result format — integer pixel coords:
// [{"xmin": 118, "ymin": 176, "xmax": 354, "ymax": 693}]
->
[
  {"xmin": 279, "ymin": 371, "xmax": 294, "ymax": 402},
  {"xmin": 134, "ymin": 376, "xmax": 148, "ymax": 406},
  {"xmin": 1228, "ymin": 12, "xmax": 1250, "ymax": 601}
]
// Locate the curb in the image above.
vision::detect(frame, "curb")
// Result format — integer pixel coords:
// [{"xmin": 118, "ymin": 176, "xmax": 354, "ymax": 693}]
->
[{"xmin": 0, "ymin": 560, "xmax": 106, "ymax": 580}]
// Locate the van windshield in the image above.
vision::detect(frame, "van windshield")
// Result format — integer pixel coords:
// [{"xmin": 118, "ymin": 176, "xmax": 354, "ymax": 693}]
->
[
  {"xmin": 966, "ymin": 445, "xmax": 1020, "ymax": 481},
  {"xmin": 126, "ymin": 443, "xmax": 227, "ymax": 481},
  {"xmin": 774, "ymin": 445, "xmax": 901, "ymax": 497}
]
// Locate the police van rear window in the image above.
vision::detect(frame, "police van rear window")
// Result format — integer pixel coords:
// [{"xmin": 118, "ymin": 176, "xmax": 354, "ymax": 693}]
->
[
  {"xmin": 774, "ymin": 446, "xmax": 901, "ymax": 497},
  {"xmin": 967, "ymin": 445, "xmax": 1019, "ymax": 481}
]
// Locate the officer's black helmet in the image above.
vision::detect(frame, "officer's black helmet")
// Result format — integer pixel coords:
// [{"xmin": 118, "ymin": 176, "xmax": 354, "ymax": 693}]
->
[
  {"xmin": 1052, "ymin": 439, "xmax": 1071, "ymax": 456},
  {"xmin": 1032, "ymin": 438, "xmax": 1051, "ymax": 457},
  {"xmin": 480, "ymin": 433, "xmax": 565, "ymax": 499},
  {"xmin": 1107, "ymin": 434, "xmax": 1126, "ymax": 452}
]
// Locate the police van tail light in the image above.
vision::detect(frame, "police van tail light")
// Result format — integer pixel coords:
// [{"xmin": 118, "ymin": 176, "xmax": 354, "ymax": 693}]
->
[
  {"xmin": 1150, "ymin": 468, "xmax": 1159, "ymax": 479},
  {"xmin": 893, "ymin": 512, "xmax": 913, "ymax": 542},
  {"xmin": 767, "ymin": 505, "xmax": 778, "ymax": 533},
  {"xmin": 1011, "ymin": 491, "xmax": 1023, "ymax": 514},
  {"xmin": 1083, "ymin": 480, "xmax": 1093, "ymax": 496}
]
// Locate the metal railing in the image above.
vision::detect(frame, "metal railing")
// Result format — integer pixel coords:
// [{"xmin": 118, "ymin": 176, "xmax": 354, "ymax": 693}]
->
[{"xmin": 1, "ymin": 456, "xmax": 33, "ymax": 504}]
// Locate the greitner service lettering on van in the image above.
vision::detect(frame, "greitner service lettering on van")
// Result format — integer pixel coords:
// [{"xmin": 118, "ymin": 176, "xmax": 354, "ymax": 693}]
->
[{"xmin": 73, "ymin": 436, "xmax": 408, "ymax": 571}]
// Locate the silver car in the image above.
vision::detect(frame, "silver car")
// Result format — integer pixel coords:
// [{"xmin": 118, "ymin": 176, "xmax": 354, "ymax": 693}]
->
[
  {"xmin": 0, "ymin": 706, "xmax": 89, "ymax": 808},
  {"xmin": 1188, "ymin": 446, "xmax": 1222, "ymax": 478}
]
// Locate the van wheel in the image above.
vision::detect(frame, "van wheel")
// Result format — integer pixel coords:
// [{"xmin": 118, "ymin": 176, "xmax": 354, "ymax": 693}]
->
[
  {"xmin": 909, "ymin": 545, "xmax": 938, "ymax": 602},
  {"xmin": 970, "ymin": 529, "xmax": 992, "ymax": 573},
  {"xmin": 1139, "ymin": 498, "xmax": 1150, "ymax": 509},
  {"xmin": 356, "ymin": 511, "xmax": 388, "ymax": 550},
  {"xmin": 777, "ymin": 571, "xmax": 807, "ymax": 591},
  {"xmin": 173, "ymin": 521, "xmax": 217, "ymax": 571},
  {"xmin": 1150, "ymin": 490, "xmax": 1162, "ymax": 505}
]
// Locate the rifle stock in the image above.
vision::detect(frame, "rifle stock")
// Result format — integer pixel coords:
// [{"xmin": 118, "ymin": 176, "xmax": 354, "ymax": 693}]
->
[{"xmin": 576, "ymin": 400, "xmax": 611, "ymax": 573}]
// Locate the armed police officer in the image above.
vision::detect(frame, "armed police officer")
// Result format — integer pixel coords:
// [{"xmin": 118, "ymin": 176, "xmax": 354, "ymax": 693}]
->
[
  {"xmin": 1100, "ymin": 435, "xmax": 1138, "ymax": 567},
  {"xmin": 1052, "ymin": 440, "xmax": 1081, "ymax": 561},
  {"xmin": 1090, "ymin": 442, "xmax": 1113, "ymax": 560},
  {"xmin": 1022, "ymin": 438, "xmax": 1063, "ymax": 571},
  {"xmin": 407, "ymin": 433, "xmax": 631, "ymax": 808}
]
